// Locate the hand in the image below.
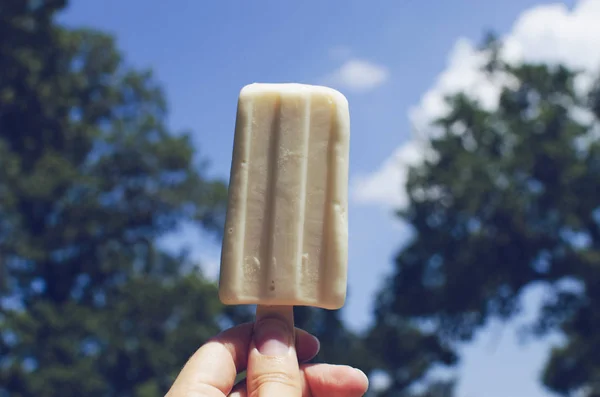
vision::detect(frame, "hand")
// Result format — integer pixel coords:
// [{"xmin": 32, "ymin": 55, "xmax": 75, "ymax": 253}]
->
[{"xmin": 166, "ymin": 317, "xmax": 369, "ymax": 396}]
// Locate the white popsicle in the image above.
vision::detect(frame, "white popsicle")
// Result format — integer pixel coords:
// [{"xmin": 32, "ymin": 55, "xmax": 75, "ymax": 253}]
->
[{"xmin": 219, "ymin": 83, "xmax": 350, "ymax": 310}]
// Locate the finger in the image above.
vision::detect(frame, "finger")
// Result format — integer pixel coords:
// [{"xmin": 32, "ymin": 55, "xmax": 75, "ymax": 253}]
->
[
  {"xmin": 166, "ymin": 322, "xmax": 320, "ymax": 397},
  {"xmin": 246, "ymin": 306, "xmax": 302, "ymax": 396},
  {"xmin": 208, "ymin": 322, "xmax": 319, "ymax": 371},
  {"xmin": 302, "ymin": 364, "xmax": 369, "ymax": 397},
  {"xmin": 229, "ymin": 364, "xmax": 369, "ymax": 397},
  {"xmin": 296, "ymin": 327, "xmax": 320, "ymax": 363},
  {"xmin": 166, "ymin": 323, "xmax": 253, "ymax": 397}
]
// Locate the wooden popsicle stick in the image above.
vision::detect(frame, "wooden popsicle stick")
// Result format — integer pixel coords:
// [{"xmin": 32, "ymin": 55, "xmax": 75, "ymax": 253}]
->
[{"xmin": 255, "ymin": 305, "xmax": 295, "ymax": 336}]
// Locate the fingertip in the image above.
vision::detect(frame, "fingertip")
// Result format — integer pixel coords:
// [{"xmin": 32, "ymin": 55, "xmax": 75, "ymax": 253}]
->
[
  {"xmin": 211, "ymin": 322, "xmax": 254, "ymax": 343},
  {"xmin": 167, "ymin": 324, "xmax": 254, "ymax": 396},
  {"xmin": 353, "ymin": 367, "xmax": 369, "ymax": 390},
  {"xmin": 209, "ymin": 322, "xmax": 254, "ymax": 369},
  {"xmin": 303, "ymin": 364, "xmax": 370, "ymax": 397},
  {"xmin": 295, "ymin": 328, "xmax": 320, "ymax": 362}
]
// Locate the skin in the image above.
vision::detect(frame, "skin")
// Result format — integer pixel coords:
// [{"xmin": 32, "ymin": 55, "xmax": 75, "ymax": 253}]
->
[{"xmin": 166, "ymin": 321, "xmax": 369, "ymax": 397}]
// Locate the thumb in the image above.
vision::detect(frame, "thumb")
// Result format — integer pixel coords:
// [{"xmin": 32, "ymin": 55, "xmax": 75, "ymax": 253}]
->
[{"xmin": 246, "ymin": 306, "xmax": 302, "ymax": 397}]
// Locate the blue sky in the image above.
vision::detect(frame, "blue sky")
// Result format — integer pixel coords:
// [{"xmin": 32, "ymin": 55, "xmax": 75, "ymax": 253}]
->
[{"xmin": 59, "ymin": 1, "xmax": 600, "ymax": 396}]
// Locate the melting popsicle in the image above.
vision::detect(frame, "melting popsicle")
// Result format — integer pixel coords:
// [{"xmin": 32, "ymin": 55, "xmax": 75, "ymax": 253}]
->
[{"xmin": 219, "ymin": 83, "xmax": 349, "ymax": 315}]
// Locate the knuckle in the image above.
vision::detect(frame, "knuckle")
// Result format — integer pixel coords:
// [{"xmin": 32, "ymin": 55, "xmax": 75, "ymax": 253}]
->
[{"xmin": 248, "ymin": 370, "xmax": 299, "ymax": 396}]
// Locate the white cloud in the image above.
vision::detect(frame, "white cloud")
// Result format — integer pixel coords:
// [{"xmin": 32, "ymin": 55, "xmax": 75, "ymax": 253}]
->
[
  {"xmin": 502, "ymin": 0, "xmax": 600, "ymax": 72},
  {"xmin": 325, "ymin": 59, "xmax": 390, "ymax": 92},
  {"xmin": 352, "ymin": 141, "xmax": 425, "ymax": 208},
  {"xmin": 353, "ymin": 0, "xmax": 600, "ymax": 208},
  {"xmin": 408, "ymin": 38, "xmax": 509, "ymax": 140}
]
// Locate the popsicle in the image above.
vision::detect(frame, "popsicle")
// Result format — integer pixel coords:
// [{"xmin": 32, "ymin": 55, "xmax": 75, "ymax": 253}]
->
[{"xmin": 219, "ymin": 83, "xmax": 350, "ymax": 314}]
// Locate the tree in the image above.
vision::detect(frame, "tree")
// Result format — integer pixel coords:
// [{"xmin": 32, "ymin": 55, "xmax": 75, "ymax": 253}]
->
[
  {"xmin": 295, "ymin": 306, "xmax": 376, "ymax": 372},
  {"xmin": 0, "ymin": 1, "xmax": 236, "ymax": 395},
  {"xmin": 372, "ymin": 35, "xmax": 600, "ymax": 396}
]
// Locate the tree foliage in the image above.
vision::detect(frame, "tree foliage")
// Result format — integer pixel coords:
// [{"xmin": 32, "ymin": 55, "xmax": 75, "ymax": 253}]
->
[
  {"xmin": 295, "ymin": 306, "xmax": 376, "ymax": 372},
  {"xmin": 0, "ymin": 1, "xmax": 233, "ymax": 395},
  {"xmin": 373, "ymin": 35, "xmax": 600, "ymax": 396}
]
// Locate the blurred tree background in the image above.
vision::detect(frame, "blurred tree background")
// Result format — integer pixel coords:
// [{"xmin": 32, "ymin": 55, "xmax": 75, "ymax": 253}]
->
[
  {"xmin": 371, "ymin": 35, "xmax": 600, "ymax": 397},
  {"xmin": 3, "ymin": 1, "xmax": 600, "ymax": 397},
  {"xmin": 0, "ymin": 0, "xmax": 238, "ymax": 395}
]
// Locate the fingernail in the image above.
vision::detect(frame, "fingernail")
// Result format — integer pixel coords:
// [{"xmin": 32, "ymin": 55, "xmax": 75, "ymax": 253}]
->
[{"xmin": 254, "ymin": 317, "xmax": 292, "ymax": 356}]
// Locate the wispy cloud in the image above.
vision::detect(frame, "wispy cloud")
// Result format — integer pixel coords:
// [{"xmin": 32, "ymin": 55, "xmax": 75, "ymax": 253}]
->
[
  {"xmin": 325, "ymin": 58, "xmax": 390, "ymax": 92},
  {"xmin": 353, "ymin": 0, "xmax": 600, "ymax": 207}
]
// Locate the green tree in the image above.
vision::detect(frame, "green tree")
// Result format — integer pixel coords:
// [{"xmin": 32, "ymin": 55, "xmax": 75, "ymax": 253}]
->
[
  {"xmin": 368, "ymin": 378, "xmax": 456, "ymax": 397},
  {"xmin": 295, "ymin": 306, "xmax": 376, "ymax": 372},
  {"xmin": 364, "ymin": 317, "xmax": 456, "ymax": 396},
  {"xmin": 372, "ymin": 35, "xmax": 600, "ymax": 396},
  {"xmin": 0, "ymin": 1, "xmax": 235, "ymax": 395}
]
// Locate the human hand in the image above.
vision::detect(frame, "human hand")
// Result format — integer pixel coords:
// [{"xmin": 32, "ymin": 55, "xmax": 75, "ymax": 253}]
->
[{"xmin": 166, "ymin": 315, "xmax": 369, "ymax": 396}]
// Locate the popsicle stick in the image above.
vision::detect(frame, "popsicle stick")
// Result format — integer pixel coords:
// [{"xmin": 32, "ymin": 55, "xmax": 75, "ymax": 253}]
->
[{"xmin": 255, "ymin": 305, "xmax": 295, "ymax": 333}]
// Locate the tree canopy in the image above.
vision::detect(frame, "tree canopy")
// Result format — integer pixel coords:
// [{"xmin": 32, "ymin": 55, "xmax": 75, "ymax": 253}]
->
[
  {"xmin": 372, "ymin": 35, "xmax": 600, "ymax": 397},
  {"xmin": 0, "ymin": 1, "xmax": 235, "ymax": 395}
]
